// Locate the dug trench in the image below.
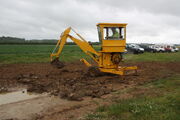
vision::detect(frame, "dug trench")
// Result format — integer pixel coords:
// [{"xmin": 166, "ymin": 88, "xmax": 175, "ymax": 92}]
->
[{"xmin": 0, "ymin": 61, "xmax": 180, "ymax": 119}]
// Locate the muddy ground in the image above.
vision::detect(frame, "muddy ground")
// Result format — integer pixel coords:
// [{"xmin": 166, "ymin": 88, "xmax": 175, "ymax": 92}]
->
[
  {"xmin": 0, "ymin": 61, "xmax": 180, "ymax": 100},
  {"xmin": 0, "ymin": 61, "xmax": 180, "ymax": 120}
]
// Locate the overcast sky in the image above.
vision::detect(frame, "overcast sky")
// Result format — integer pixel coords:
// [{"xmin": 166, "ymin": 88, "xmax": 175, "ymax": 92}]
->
[{"xmin": 0, "ymin": 0, "xmax": 179, "ymax": 44}]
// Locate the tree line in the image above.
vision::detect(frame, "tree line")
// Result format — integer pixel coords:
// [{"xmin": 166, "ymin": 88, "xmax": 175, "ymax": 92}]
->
[{"xmin": 0, "ymin": 36, "xmax": 100, "ymax": 45}]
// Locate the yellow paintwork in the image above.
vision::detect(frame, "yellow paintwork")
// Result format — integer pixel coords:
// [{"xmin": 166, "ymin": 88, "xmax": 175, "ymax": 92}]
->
[
  {"xmin": 80, "ymin": 58, "xmax": 92, "ymax": 67},
  {"xmin": 50, "ymin": 23, "xmax": 137, "ymax": 75},
  {"xmin": 97, "ymin": 23, "xmax": 127, "ymax": 27},
  {"xmin": 100, "ymin": 66, "xmax": 137, "ymax": 75}
]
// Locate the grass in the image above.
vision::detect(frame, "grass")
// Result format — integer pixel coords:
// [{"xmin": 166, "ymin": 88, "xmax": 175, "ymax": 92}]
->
[
  {"xmin": 0, "ymin": 44, "xmax": 180, "ymax": 64},
  {"xmin": 0, "ymin": 45, "xmax": 53, "ymax": 64},
  {"xmin": 125, "ymin": 52, "xmax": 180, "ymax": 62},
  {"xmin": 0, "ymin": 45, "xmax": 99, "ymax": 64},
  {"xmin": 85, "ymin": 75, "xmax": 180, "ymax": 120}
]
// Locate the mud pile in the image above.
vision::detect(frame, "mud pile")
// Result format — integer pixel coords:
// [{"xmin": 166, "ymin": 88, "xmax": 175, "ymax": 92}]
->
[
  {"xmin": 16, "ymin": 71, "xmax": 113, "ymax": 101},
  {"xmin": 53, "ymin": 76, "xmax": 113, "ymax": 101},
  {"xmin": 13, "ymin": 62, "xmax": 114, "ymax": 100}
]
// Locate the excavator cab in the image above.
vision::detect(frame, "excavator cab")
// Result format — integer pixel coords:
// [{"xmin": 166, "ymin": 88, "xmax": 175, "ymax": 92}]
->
[{"xmin": 97, "ymin": 23, "xmax": 127, "ymax": 53}]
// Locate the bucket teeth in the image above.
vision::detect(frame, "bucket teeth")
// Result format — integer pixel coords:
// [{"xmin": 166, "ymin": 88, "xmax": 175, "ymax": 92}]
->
[{"xmin": 51, "ymin": 58, "xmax": 65, "ymax": 69}]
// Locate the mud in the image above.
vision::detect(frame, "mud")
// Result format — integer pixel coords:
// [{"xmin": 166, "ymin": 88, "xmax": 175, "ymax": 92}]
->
[
  {"xmin": 50, "ymin": 58, "xmax": 65, "ymax": 69},
  {"xmin": 0, "ymin": 61, "xmax": 180, "ymax": 101}
]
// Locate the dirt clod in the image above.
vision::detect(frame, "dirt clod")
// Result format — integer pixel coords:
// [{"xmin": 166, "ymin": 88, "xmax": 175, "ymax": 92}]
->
[
  {"xmin": 0, "ymin": 86, "xmax": 8, "ymax": 93},
  {"xmin": 86, "ymin": 66, "xmax": 103, "ymax": 77}
]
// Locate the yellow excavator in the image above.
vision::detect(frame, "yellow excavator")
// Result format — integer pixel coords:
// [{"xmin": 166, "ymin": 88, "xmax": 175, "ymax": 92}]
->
[{"xmin": 50, "ymin": 23, "xmax": 137, "ymax": 75}]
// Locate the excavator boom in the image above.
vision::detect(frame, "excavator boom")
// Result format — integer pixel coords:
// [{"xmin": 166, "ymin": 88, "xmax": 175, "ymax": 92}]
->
[{"xmin": 50, "ymin": 27, "xmax": 99, "ymax": 66}]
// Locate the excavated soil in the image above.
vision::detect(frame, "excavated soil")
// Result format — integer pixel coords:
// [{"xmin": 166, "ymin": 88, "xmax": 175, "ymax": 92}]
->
[{"xmin": 0, "ymin": 61, "xmax": 180, "ymax": 100}]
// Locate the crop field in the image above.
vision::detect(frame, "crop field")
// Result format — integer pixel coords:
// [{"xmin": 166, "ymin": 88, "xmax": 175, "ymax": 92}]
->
[
  {"xmin": 0, "ymin": 45, "xmax": 180, "ymax": 64},
  {"xmin": 0, "ymin": 44, "xmax": 180, "ymax": 120},
  {"xmin": 0, "ymin": 45, "xmax": 100, "ymax": 64}
]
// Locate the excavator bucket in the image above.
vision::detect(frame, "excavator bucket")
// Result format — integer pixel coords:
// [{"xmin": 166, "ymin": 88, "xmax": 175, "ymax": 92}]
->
[{"xmin": 50, "ymin": 58, "xmax": 65, "ymax": 69}]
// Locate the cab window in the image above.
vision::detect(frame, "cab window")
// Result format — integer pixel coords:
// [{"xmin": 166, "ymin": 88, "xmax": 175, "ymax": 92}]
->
[
  {"xmin": 103, "ymin": 27, "xmax": 125, "ymax": 40},
  {"xmin": 97, "ymin": 26, "xmax": 102, "ymax": 42}
]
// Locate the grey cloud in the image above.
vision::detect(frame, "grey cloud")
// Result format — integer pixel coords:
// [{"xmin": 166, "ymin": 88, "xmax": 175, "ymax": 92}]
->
[
  {"xmin": 76, "ymin": 0, "xmax": 180, "ymax": 17},
  {"xmin": 0, "ymin": 0, "xmax": 179, "ymax": 43}
]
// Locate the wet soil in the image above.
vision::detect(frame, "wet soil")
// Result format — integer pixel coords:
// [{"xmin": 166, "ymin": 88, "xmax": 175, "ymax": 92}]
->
[{"xmin": 0, "ymin": 61, "xmax": 180, "ymax": 101}]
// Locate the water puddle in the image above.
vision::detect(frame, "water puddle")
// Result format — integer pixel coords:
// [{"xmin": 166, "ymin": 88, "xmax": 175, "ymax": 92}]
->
[{"xmin": 0, "ymin": 89, "xmax": 40, "ymax": 105}]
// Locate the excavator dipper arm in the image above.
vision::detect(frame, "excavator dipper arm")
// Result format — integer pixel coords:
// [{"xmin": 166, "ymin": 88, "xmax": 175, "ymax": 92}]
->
[{"xmin": 50, "ymin": 27, "xmax": 100, "ymax": 65}]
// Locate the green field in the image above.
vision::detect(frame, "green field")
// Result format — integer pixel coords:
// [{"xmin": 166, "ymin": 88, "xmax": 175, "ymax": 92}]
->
[
  {"xmin": 0, "ymin": 45, "xmax": 94, "ymax": 64},
  {"xmin": 0, "ymin": 45, "xmax": 180, "ymax": 64}
]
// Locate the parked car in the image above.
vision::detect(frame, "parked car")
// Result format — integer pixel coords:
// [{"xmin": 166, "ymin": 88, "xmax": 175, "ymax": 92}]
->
[
  {"xmin": 124, "ymin": 49, "xmax": 128, "ymax": 54},
  {"xmin": 139, "ymin": 44, "xmax": 155, "ymax": 52},
  {"xmin": 174, "ymin": 47, "xmax": 179, "ymax": 52},
  {"xmin": 171, "ymin": 46, "xmax": 179, "ymax": 52},
  {"xmin": 127, "ymin": 44, "xmax": 144, "ymax": 54},
  {"xmin": 150, "ymin": 45, "xmax": 165, "ymax": 53},
  {"xmin": 164, "ymin": 45, "xmax": 172, "ymax": 52}
]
